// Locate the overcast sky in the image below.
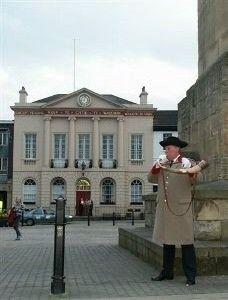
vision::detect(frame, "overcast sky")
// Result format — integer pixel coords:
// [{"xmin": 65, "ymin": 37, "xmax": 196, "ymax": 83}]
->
[{"xmin": 0, "ymin": 0, "xmax": 197, "ymax": 120}]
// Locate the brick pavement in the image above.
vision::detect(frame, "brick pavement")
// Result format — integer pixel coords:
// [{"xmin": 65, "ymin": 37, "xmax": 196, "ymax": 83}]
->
[{"xmin": 0, "ymin": 221, "xmax": 228, "ymax": 300}]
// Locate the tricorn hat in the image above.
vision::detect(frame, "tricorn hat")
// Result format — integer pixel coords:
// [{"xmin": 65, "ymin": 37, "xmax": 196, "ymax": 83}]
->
[{"xmin": 159, "ymin": 136, "xmax": 188, "ymax": 148}]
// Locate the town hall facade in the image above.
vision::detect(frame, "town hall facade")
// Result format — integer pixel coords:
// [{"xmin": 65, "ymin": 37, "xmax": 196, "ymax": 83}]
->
[{"xmin": 11, "ymin": 87, "xmax": 155, "ymax": 217}]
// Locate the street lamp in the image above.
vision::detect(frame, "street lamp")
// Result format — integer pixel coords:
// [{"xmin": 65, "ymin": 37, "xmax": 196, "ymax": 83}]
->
[{"xmin": 81, "ymin": 160, "xmax": 86, "ymax": 176}]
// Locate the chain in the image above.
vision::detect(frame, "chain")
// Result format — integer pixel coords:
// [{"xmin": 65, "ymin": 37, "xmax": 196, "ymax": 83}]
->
[{"xmin": 161, "ymin": 169, "xmax": 196, "ymax": 217}]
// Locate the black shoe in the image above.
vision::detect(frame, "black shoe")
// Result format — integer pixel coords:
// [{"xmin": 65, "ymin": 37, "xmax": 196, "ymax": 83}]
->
[
  {"xmin": 185, "ymin": 279, "xmax": 195, "ymax": 286},
  {"xmin": 151, "ymin": 270, "xmax": 174, "ymax": 281}
]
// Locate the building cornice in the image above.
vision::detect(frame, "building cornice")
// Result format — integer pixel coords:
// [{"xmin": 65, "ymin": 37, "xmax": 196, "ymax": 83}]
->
[{"xmin": 11, "ymin": 107, "xmax": 156, "ymax": 117}]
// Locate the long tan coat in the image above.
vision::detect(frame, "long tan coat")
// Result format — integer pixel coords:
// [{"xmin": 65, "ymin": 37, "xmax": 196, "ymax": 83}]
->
[{"xmin": 148, "ymin": 160, "xmax": 194, "ymax": 245}]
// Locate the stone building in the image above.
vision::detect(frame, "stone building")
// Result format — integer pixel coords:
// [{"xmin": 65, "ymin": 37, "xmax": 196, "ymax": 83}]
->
[
  {"xmin": 178, "ymin": 0, "xmax": 228, "ymax": 240},
  {"xmin": 11, "ymin": 86, "xmax": 155, "ymax": 216},
  {"xmin": 0, "ymin": 120, "xmax": 14, "ymax": 211},
  {"xmin": 178, "ymin": 0, "xmax": 228, "ymax": 182}
]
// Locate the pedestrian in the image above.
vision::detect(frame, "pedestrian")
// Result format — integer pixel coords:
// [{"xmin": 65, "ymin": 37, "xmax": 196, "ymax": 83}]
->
[
  {"xmin": 89, "ymin": 199, "xmax": 93, "ymax": 216},
  {"xmin": 8, "ymin": 205, "xmax": 22, "ymax": 240},
  {"xmin": 148, "ymin": 136, "xmax": 207, "ymax": 286},
  {"xmin": 79, "ymin": 198, "xmax": 84, "ymax": 216}
]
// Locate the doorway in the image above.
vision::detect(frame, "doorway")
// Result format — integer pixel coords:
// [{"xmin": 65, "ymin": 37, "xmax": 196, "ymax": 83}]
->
[{"xmin": 75, "ymin": 178, "xmax": 91, "ymax": 216}]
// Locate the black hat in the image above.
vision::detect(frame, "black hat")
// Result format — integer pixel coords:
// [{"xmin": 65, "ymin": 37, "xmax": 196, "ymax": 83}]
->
[{"xmin": 159, "ymin": 136, "xmax": 188, "ymax": 148}]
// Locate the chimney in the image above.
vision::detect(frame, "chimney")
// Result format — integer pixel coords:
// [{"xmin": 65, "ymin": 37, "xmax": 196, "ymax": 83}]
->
[
  {"xmin": 19, "ymin": 86, "xmax": 28, "ymax": 104},
  {"xmin": 139, "ymin": 86, "xmax": 148, "ymax": 105}
]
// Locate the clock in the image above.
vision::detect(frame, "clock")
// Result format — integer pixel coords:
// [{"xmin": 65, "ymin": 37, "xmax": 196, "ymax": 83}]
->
[{"xmin": 78, "ymin": 94, "xmax": 91, "ymax": 107}]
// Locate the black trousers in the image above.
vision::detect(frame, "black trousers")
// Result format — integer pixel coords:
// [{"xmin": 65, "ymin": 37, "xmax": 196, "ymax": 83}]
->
[{"xmin": 163, "ymin": 244, "xmax": 196, "ymax": 280}]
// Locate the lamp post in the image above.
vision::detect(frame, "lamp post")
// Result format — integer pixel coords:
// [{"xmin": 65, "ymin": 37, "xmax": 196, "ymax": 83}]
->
[{"xmin": 51, "ymin": 195, "xmax": 66, "ymax": 294}]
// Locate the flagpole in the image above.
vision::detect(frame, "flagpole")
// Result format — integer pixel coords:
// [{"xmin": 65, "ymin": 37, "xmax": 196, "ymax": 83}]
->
[{"xmin": 73, "ymin": 38, "xmax": 76, "ymax": 91}]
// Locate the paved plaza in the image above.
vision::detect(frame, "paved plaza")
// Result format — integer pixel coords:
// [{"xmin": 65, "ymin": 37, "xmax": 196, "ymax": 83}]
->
[{"xmin": 0, "ymin": 221, "xmax": 228, "ymax": 300}]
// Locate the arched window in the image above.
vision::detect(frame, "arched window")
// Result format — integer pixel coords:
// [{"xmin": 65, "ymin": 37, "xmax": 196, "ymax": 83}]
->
[
  {"xmin": 76, "ymin": 178, "xmax": 91, "ymax": 191},
  {"xmin": 23, "ymin": 179, "xmax": 37, "ymax": 203},
  {"xmin": 101, "ymin": 178, "xmax": 116, "ymax": 204},
  {"xmin": 52, "ymin": 177, "xmax": 66, "ymax": 201},
  {"xmin": 131, "ymin": 179, "xmax": 142, "ymax": 203}
]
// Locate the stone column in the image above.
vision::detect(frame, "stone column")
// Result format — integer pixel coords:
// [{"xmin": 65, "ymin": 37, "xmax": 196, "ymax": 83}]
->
[
  {"xmin": 117, "ymin": 117, "xmax": 124, "ymax": 167},
  {"xmin": 68, "ymin": 117, "xmax": 76, "ymax": 168},
  {"xmin": 44, "ymin": 116, "xmax": 52, "ymax": 167},
  {"xmin": 92, "ymin": 117, "xmax": 100, "ymax": 168}
]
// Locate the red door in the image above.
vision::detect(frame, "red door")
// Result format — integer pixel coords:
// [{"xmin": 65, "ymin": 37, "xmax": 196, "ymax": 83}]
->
[{"xmin": 76, "ymin": 191, "xmax": 91, "ymax": 216}]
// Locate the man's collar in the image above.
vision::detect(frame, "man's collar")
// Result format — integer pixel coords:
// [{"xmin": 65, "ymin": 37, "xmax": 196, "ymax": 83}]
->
[{"xmin": 173, "ymin": 154, "xmax": 181, "ymax": 163}]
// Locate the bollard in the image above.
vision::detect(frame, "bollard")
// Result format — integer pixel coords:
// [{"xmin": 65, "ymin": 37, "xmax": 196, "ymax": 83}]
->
[
  {"xmin": 51, "ymin": 195, "xmax": 66, "ymax": 294},
  {"xmin": 132, "ymin": 210, "xmax": 134, "ymax": 226},
  {"xmin": 113, "ymin": 212, "xmax": 115, "ymax": 226},
  {"xmin": 88, "ymin": 210, "xmax": 90, "ymax": 226},
  {"xmin": 21, "ymin": 210, "xmax": 24, "ymax": 227}
]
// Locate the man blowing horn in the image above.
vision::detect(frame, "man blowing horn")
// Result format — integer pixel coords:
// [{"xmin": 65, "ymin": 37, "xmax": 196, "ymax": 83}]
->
[{"xmin": 148, "ymin": 136, "xmax": 208, "ymax": 286}]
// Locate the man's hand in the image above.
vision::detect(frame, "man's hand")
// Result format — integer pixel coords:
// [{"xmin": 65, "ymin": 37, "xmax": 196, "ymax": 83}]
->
[{"xmin": 157, "ymin": 155, "xmax": 169, "ymax": 166}]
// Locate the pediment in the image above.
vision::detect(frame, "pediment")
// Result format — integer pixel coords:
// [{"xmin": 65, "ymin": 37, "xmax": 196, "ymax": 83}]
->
[{"xmin": 41, "ymin": 88, "xmax": 127, "ymax": 109}]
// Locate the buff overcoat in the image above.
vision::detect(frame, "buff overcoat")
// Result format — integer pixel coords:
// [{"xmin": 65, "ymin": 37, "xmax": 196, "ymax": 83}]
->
[{"xmin": 148, "ymin": 159, "xmax": 194, "ymax": 245}]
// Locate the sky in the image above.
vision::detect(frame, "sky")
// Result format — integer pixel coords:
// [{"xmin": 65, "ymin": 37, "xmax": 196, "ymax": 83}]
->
[{"xmin": 0, "ymin": 0, "xmax": 198, "ymax": 120}]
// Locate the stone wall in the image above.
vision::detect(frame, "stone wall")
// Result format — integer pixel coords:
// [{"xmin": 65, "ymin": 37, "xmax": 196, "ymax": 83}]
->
[
  {"xmin": 198, "ymin": 0, "xmax": 228, "ymax": 76},
  {"xmin": 178, "ymin": 52, "xmax": 228, "ymax": 182},
  {"xmin": 144, "ymin": 180, "xmax": 228, "ymax": 241}
]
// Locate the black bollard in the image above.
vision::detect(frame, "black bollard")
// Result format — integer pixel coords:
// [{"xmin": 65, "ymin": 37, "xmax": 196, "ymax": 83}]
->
[
  {"xmin": 88, "ymin": 210, "xmax": 90, "ymax": 226},
  {"xmin": 132, "ymin": 210, "xmax": 134, "ymax": 226},
  {"xmin": 113, "ymin": 212, "xmax": 115, "ymax": 226},
  {"xmin": 51, "ymin": 196, "xmax": 66, "ymax": 294},
  {"xmin": 21, "ymin": 210, "xmax": 24, "ymax": 227}
]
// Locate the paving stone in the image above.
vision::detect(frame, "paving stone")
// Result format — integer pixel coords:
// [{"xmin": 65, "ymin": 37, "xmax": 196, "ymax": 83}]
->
[{"xmin": 0, "ymin": 221, "xmax": 228, "ymax": 299}]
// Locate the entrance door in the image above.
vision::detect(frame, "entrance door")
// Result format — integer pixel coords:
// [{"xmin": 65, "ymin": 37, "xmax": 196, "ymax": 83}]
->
[
  {"xmin": 76, "ymin": 191, "xmax": 91, "ymax": 216},
  {"xmin": 75, "ymin": 178, "xmax": 91, "ymax": 216}
]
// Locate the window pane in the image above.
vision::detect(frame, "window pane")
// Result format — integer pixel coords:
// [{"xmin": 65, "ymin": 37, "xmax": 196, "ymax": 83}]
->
[
  {"xmin": 23, "ymin": 179, "xmax": 36, "ymax": 203},
  {"xmin": 102, "ymin": 135, "xmax": 113, "ymax": 159},
  {"xmin": 25, "ymin": 134, "xmax": 37, "ymax": 159},
  {"xmin": 131, "ymin": 135, "xmax": 142, "ymax": 160},
  {"xmin": 52, "ymin": 177, "xmax": 65, "ymax": 201},
  {"xmin": 101, "ymin": 179, "xmax": 115, "ymax": 204},
  {"xmin": 54, "ymin": 134, "xmax": 66, "ymax": 159},
  {"xmin": 131, "ymin": 180, "xmax": 142, "ymax": 202},
  {"xmin": 79, "ymin": 134, "xmax": 90, "ymax": 159}
]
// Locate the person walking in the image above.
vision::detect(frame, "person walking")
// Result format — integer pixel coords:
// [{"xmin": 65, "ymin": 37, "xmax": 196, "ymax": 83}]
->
[
  {"xmin": 148, "ymin": 136, "xmax": 199, "ymax": 286},
  {"xmin": 8, "ymin": 206, "xmax": 22, "ymax": 240}
]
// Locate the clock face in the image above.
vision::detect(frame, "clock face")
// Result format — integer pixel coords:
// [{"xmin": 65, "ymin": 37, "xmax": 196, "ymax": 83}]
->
[{"xmin": 78, "ymin": 94, "xmax": 91, "ymax": 107}]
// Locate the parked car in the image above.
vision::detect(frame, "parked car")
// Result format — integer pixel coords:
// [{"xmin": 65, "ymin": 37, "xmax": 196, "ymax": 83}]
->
[{"xmin": 22, "ymin": 207, "xmax": 73, "ymax": 226}]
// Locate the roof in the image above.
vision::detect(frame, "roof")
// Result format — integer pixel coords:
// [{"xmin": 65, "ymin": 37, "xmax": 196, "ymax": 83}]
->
[
  {"xmin": 33, "ymin": 94, "xmax": 66, "ymax": 103},
  {"xmin": 33, "ymin": 92, "xmax": 135, "ymax": 105},
  {"xmin": 153, "ymin": 110, "xmax": 178, "ymax": 131},
  {"xmin": 101, "ymin": 94, "xmax": 135, "ymax": 105}
]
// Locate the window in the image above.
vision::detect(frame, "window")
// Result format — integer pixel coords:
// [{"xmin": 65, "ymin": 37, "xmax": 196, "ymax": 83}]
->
[
  {"xmin": 131, "ymin": 134, "xmax": 143, "ymax": 160},
  {"xmin": 102, "ymin": 134, "xmax": 113, "ymax": 159},
  {"xmin": 23, "ymin": 179, "xmax": 37, "ymax": 203},
  {"xmin": 25, "ymin": 134, "xmax": 37, "ymax": 159},
  {"xmin": 76, "ymin": 178, "xmax": 91, "ymax": 191},
  {"xmin": 0, "ymin": 132, "xmax": 8, "ymax": 146},
  {"xmin": 78, "ymin": 134, "xmax": 90, "ymax": 159},
  {"xmin": 52, "ymin": 177, "xmax": 66, "ymax": 201},
  {"xmin": 54, "ymin": 134, "xmax": 66, "ymax": 159},
  {"xmin": 0, "ymin": 157, "xmax": 8, "ymax": 171},
  {"xmin": 101, "ymin": 178, "xmax": 116, "ymax": 204},
  {"xmin": 163, "ymin": 133, "xmax": 172, "ymax": 140},
  {"xmin": 131, "ymin": 180, "xmax": 142, "ymax": 203}
]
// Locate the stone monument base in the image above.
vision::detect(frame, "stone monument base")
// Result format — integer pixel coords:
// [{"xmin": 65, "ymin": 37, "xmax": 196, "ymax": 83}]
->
[{"xmin": 119, "ymin": 227, "xmax": 228, "ymax": 275}]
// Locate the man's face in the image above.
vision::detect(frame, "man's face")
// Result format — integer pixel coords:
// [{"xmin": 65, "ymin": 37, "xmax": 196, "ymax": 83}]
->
[{"xmin": 165, "ymin": 145, "xmax": 180, "ymax": 160}]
